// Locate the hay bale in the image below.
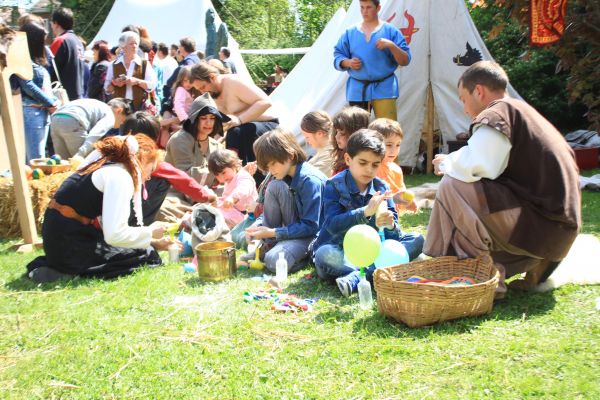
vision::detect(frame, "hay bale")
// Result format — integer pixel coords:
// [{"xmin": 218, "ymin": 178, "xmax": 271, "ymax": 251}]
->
[{"xmin": 0, "ymin": 171, "xmax": 72, "ymax": 238}]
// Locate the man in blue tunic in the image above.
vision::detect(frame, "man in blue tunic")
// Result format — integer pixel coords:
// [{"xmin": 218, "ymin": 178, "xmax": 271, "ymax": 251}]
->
[{"xmin": 334, "ymin": 0, "xmax": 411, "ymax": 120}]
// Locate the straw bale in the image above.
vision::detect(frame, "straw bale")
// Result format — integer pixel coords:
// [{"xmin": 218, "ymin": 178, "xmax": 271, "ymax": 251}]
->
[{"xmin": 0, "ymin": 171, "xmax": 72, "ymax": 238}]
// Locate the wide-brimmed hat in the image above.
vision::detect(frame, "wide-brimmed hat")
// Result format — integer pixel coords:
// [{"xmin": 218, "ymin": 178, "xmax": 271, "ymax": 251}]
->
[{"xmin": 182, "ymin": 93, "xmax": 230, "ymax": 133}]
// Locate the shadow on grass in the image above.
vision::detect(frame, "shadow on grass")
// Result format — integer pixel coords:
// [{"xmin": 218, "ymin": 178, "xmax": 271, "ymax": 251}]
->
[
  {"xmin": 182, "ymin": 275, "xmax": 213, "ymax": 288},
  {"xmin": 350, "ymin": 289, "xmax": 557, "ymax": 337},
  {"xmin": 5, "ymin": 273, "xmax": 102, "ymax": 292},
  {"xmin": 3, "ymin": 264, "xmax": 165, "ymax": 292}
]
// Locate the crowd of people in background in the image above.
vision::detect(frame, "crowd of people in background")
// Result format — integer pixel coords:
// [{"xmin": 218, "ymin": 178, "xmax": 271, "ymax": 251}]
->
[{"xmin": 14, "ymin": 1, "xmax": 580, "ymax": 306}]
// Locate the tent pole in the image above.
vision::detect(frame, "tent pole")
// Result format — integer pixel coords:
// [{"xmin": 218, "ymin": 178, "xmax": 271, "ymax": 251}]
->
[
  {"xmin": 423, "ymin": 82, "xmax": 434, "ymax": 174},
  {"xmin": 424, "ymin": 0, "xmax": 434, "ymax": 175}
]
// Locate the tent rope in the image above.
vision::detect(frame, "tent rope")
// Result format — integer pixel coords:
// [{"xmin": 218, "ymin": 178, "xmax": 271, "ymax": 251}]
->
[{"xmin": 79, "ymin": 0, "xmax": 114, "ymax": 38}]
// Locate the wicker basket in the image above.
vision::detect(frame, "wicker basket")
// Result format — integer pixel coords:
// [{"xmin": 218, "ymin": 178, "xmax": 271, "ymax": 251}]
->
[
  {"xmin": 30, "ymin": 158, "xmax": 71, "ymax": 174},
  {"xmin": 374, "ymin": 255, "xmax": 499, "ymax": 327}
]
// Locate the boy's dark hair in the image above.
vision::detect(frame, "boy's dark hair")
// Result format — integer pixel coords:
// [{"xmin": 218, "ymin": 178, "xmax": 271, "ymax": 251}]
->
[
  {"xmin": 179, "ymin": 37, "xmax": 196, "ymax": 54},
  {"xmin": 220, "ymin": 47, "xmax": 231, "ymax": 58},
  {"xmin": 346, "ymin": 129, "xmax": 385, "ymax": 159},
  {"xmin": 157, "ymin": 42, "xmax": 169, "ymax": 56},
  {"xmin": 208, "ymin": 149, "xmax": 242, "ymax": 175},
  {"xmin": 52, "ymin": 8, "xmax": 74, "ymax": 31},
  {"xmin": 122, "ymin": 111, "xmax": 160, "ymax": 140},
  {"xmin": 253, "ymin": 128, "xmax": 307, "ymax": 172},
  {"xmin": 170, "ymin": 44, "xmax": 178, "ymax": 52},
  {"xmin": 360, "ymin": 0, "xmax": 381, "ymax": 6},
  {"xmin": 368, "ymin": 118, "xmax": 403, "ymax": 140},
  {"xmin": 458, "ymin": 60, "xmax": 508, "ymax": 93}
]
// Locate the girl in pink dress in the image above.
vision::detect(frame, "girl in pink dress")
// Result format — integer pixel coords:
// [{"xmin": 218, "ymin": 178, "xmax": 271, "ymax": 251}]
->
[
  {"xmin": 208, "ymin": 149, "xmax": 258, "ymax": 228},
  {"xmin": 158, "ymin": 66, "xmax": 194, "ymax": 148}
]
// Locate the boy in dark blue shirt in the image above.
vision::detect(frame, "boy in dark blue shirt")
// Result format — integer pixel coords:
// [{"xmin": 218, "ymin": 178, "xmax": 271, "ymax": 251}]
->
[{"xmin": 313, "ymin": 129, "xmax": 424, "ymax": 297}]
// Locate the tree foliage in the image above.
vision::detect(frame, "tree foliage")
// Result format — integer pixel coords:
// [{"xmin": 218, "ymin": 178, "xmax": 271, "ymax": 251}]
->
[
  {"xmin": 213, "ymin": 0, "xmax": 351, "ymax": 82},
  {"xmin": 470, "ymin": 0, "xmax": 596, "ymax": 131},
  {"xmin": 57, "ymin": 0, "xmax": 113, "ymax": 45}
]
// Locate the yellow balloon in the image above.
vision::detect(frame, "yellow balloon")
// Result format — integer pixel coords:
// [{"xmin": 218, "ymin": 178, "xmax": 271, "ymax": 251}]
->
[{"xmin": 343, "ymin": 224, "xmax": 382, "ymax": 267}]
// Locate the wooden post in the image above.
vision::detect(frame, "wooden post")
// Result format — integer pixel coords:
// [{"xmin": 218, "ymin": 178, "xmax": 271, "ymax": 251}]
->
[
  {"xmin": 0, "ymin": 32, "xmax": 38, "ymax": 244},
  {"xmin": 422, "ymin": 82, "xmax": 435, "ymax": 174}
]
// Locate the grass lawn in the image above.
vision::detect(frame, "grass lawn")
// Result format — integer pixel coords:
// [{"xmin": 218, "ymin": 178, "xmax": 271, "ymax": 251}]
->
[{"xmin": 1, "ymin": 172, "xmax": 599, "ymax": 399}]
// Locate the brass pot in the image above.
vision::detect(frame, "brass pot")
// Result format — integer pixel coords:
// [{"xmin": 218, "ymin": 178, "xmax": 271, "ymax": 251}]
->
[{"xmin": 194, "ymin": 241, "xmax": 236, "ymax": 282}]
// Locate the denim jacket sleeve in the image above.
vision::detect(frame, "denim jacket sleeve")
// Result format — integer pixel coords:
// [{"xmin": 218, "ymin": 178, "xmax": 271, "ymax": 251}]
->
[
  {"xmin": 17, "ymin": 73, "xmax": 56, "ymax": 107},
  {"xmin": 274, "ymin": 174, "xmax": 323, "ymax": 241},
  {"xmin": 321, "ymin": 179, "xmax": 371, "ymax": 236}
]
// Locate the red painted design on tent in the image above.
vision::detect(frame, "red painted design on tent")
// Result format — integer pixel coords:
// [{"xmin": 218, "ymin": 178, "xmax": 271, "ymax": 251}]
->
[{"xmin": 387, "ymin": 10, "xmax": 420, "ymax": 45}]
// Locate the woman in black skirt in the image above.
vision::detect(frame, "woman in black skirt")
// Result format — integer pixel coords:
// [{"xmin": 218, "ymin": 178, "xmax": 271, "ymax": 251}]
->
[{"xmin": 26, "ymin": 134, "xmax": 178, "ymax": 282}]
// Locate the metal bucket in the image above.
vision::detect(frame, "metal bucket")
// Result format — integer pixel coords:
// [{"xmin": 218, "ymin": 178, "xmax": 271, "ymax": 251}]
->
[{"xmin": 194, "ymin": 241, "xmax": 236, "ymax": 282}]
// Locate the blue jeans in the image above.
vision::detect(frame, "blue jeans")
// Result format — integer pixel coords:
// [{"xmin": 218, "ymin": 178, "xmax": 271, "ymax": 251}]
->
[
  {"xmin": 23, "ymin": 106, "xmax": 49, "ymax": 163},
  {"xmin": 314, "ymin": 233, "xmax": 425, "ymax": 285}
]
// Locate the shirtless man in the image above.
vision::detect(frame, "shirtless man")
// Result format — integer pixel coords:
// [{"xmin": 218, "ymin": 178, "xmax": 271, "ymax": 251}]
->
[{"xmin": 189, "ymin": 62, "xmax": 279, "ymax": 168}]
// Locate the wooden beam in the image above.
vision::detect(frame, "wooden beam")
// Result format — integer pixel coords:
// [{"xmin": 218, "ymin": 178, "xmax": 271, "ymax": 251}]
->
[{"xmin": 0, "ymin": 32, "xmax": 38, "ymax": 244}]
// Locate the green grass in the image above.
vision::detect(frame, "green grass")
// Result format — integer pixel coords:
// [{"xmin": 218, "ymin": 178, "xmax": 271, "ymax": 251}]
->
[{"xmin": 1, "ymin": 172, "xmax": 599, "ymax": 399}]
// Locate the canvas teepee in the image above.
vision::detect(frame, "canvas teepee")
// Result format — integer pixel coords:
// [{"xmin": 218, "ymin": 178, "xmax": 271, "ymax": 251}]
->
[
  {"xmin": 89, "ymin": 0, "xmax": 252, "ymax": 82},
  {"xmin": 270, "ymin": 0, "xmax": 521, "ymax": 167}
]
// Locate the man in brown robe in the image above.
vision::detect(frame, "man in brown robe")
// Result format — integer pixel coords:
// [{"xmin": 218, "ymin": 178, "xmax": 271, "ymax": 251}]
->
[{"xmin": 424, "ymin": 61, "xmax": 581, "ymax": 299}]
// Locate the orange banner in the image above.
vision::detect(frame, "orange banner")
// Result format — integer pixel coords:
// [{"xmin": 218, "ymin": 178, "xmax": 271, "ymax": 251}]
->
[{"xmin": 530, "ymin": 0, "xmax": 568, "ymax": 45}]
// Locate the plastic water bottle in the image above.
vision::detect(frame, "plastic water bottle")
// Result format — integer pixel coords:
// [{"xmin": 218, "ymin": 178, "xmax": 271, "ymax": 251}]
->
[
  {"xmin": 275, "ymin": 252, "xmax": 288, "ymax": 282},
  {"xmin": 358, "ymin": 268, "xmax": 373, "ymax": 310},
  {"xmin": 168, "ymin": 243, "xmax": 180, "ymax": 264}
]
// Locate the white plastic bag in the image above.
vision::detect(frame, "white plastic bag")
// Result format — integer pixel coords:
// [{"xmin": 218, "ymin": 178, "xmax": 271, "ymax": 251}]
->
[{"xmin": 191, "ymin": 203, "xmax": 231, "ymax": 245}]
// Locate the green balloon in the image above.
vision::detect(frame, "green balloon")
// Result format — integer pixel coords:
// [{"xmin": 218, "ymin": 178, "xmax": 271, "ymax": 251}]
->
[{"xmin": 343, "ymin": 224, "xmax": 382, "ymax": 268}]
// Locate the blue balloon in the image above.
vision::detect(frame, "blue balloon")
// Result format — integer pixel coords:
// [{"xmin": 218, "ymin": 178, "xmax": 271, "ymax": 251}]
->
[
  {"xmin": 374, "ymin": 239, "xmax": 409, "ymax": 268},
  {"xmin": 178, "ymin": 230, "xmax": 193, "ymax": 257}
]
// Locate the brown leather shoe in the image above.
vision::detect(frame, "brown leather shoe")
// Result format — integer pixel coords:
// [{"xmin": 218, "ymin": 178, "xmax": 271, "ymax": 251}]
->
[{"xmin": 508, "ymin": 259, "xmax": 559, "ymax": 290}]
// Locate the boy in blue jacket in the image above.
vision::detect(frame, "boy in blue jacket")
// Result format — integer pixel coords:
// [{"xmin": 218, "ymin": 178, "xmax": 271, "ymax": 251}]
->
[
  {"xmin": 242, "ymin": 128, "xmax": 327, "ymax": 273},
  {"xmin": 313, "ymin": 129, "xmax": 424, "ymax": 297}
]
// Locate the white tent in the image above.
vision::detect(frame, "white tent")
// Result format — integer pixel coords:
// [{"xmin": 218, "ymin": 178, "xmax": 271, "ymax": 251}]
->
[
  {"xmin": 89, "ymin": 0, "xmax": 252, "ymax": 83},
  {"xmin": 270, "ymin": 0, "xmax": 521, "ymax": 166}
]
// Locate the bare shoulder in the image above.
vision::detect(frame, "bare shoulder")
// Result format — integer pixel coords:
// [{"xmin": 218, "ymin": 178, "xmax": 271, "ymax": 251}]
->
[{"xmin": 223, "ymin": 75, "xmax": 266, "ymax": 97}]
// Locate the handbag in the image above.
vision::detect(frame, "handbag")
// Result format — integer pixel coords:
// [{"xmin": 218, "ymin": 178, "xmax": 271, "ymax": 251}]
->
[{"xmin": 50, "ymin": 58, "xmax": 69, "ymax": 106}]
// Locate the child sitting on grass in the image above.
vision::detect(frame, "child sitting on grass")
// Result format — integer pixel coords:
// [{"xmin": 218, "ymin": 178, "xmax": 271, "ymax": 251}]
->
[
  {"xmin": 300, "ymin": 111, "xmax": 335, "ymax": 177},
  {"xmin": 313, "ymin": 129, "xmax": 424, "ymax": 297},
  {"xmin": 208, "ymin": 149, "xmax": 258, "ymax": 229},
  {"xmin": 240, "ymin": 128, "xmax": 327, "ymax": 273},
  {"xmin": 370, "ymin": 118, "xmax": 417, "ymax": 212},
  {"xmin": 331, "ymin": 106, "xmax": 370, "ymax": 175}
]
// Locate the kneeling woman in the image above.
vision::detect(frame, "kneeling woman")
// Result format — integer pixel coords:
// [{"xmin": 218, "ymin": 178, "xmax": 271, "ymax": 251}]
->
[{"xmin": 27, "ymin": 134, "xmax": 176, "ymax": 283}]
